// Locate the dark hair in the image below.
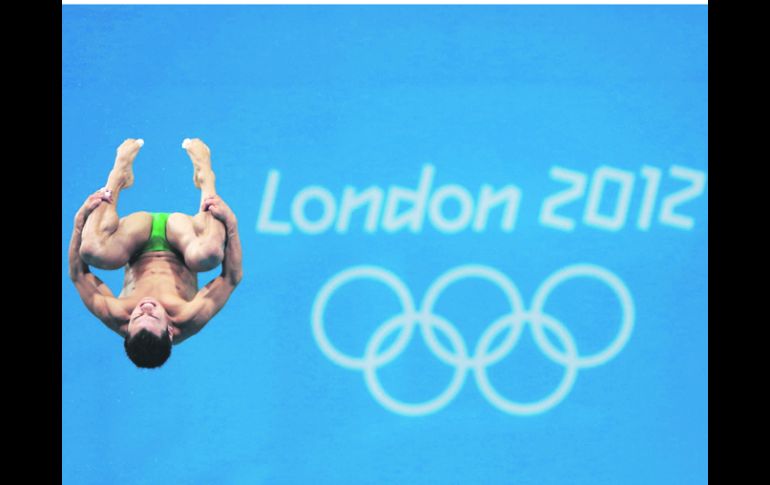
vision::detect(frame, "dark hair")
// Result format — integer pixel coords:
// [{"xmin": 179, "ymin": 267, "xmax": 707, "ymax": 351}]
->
[{"xmin": 124, "ymin": 329, "xmax": 172, "ymax": 368}]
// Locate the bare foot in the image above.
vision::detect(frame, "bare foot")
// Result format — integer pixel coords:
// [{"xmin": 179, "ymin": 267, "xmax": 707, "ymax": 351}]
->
[
  {"xmin": 182, "ymin": 138, "xmax": 213, "ymax": 189},
  {"xmin": 109, "ymin": 138, "xmax": 144, "ymax": 190}
]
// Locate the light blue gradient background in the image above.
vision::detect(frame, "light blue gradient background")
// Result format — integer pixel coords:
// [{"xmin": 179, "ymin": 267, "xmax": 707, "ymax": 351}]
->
[{"xmin": 62, "ymin": 6, "xmax": 707, "ymax": 485}]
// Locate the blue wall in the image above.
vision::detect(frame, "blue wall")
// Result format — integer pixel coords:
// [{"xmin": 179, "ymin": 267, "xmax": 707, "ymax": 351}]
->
[{"xmin": 62, "ymin": 6, "xmax": 707, "ymax": 484}]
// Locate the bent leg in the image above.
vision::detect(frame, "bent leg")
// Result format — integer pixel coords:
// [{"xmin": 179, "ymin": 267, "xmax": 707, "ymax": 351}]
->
[
  {"xmin": 166, "ymin": 139, "xmax": 226, "ymax": 273},
  {"xmin": 167, "ymin": 212, "xmax": 225, "ymax": 273},
  {"xmin": 80, "ymin": 139, "xmax": 151, "ymax": 269},
  {"xmin": 81, "ymin": 212, "xmax": 152, "ymax": 269}
]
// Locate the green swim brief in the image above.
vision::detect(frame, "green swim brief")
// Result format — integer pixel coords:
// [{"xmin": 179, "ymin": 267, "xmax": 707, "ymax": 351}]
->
[{"xmin": 139, "ymin": 212, "xmax": 175, "ymax": 254}]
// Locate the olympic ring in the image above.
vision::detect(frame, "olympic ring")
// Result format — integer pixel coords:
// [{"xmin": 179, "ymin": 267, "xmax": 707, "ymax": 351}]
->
[{"xmin": 311, "ymin": 263, "xmax": 634, "ymax": 416}]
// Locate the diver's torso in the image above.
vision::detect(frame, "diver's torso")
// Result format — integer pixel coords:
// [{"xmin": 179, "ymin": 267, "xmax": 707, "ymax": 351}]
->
[{"xmin": 119, "ymin": 251, "xmax": 199, "ymax": 319}]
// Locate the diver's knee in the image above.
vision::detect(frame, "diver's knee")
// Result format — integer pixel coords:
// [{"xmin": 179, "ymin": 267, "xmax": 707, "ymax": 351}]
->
[
  {"xmin": 79, "ymin": 240, "xmax": 101, "ymax": 265},
  {"xmin": 186, "ymin": 242, "xmax": 224, "ymax": 272},
  {"xmin": 79, "ymin": 241, "xmax": 125, "ymax": 270}
]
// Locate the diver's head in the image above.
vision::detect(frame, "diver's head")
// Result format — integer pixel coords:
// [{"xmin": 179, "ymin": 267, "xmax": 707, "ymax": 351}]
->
[{"xmin": 124, "ymin": 298, "xmax": 173, "ymax": 368}]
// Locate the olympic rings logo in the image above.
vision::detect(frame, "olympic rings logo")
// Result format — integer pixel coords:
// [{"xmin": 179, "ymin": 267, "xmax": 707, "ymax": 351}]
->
[{"xmin": 311, "ymin": 264, "xmax": 634, "ymax": 416}]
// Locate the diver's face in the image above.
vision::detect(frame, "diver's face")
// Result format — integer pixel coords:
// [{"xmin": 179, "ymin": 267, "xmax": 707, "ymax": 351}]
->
[{"xmin": 127, "ymin": 298, "xmax": 170, "ymax": 339}]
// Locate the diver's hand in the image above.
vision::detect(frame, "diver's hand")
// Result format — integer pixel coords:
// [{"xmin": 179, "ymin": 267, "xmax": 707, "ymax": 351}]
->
[
  {"xmin": 76, "ymin": 188, "xmax": 113, "ymax": 225},
  {"xmin": 201, "ymin": 195, "xmax": 236, "ymax": 227}
]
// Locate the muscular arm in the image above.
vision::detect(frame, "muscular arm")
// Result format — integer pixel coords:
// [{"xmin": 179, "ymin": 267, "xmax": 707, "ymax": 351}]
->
[
  {"xmin": 69, "ymin": 212, "xmax": 111, "ymax": 294},
  {"xmin": 220, "ymin": 214, "xmax": 243, "ymax": 286},
  {"xmin": 178, "ymin": 199, "xmax": 242, "ymax": 336},
  {"xmin": 68, "ymin": 195, "xmax": 129, "ymax": 335}
]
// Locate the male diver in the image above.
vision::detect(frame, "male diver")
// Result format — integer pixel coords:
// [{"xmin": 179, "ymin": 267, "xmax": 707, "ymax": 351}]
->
[{"xmin": 68, "ymin": 138, "xmax": 243, "ymax": 368}]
